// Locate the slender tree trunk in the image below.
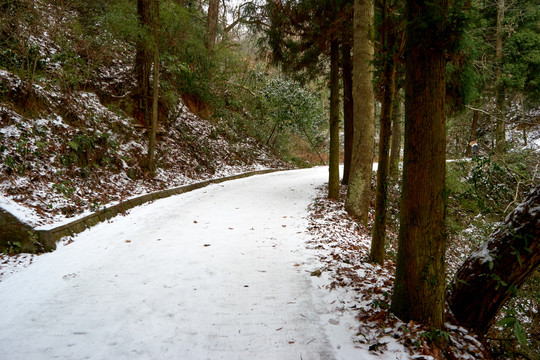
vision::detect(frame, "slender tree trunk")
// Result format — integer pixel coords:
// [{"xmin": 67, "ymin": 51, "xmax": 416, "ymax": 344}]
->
[
  {"xmin": 495, "ymin": 0, "xmax": 505, "ymax": 153},
  {"xmin": 328, "ymin": 39, "xmax": 340, "ymax": 199},
  {"xmin": 390, "ymin": 0, "xmax": 448, "ymax": 330},
  {"xmin": 490, "ymin": 100, "xmax": 495, "ymax": 150},
  {"xmin": 345, "ymin": 0, "xmax": 375, "ymax": 225},
  {"xmin": 266, "ymin": 122, "xmax": 278, "ymax": 146},
  {"xmin": 148, "ymin": 0, "xmax": 159, "ymax": 176},
  {"xmin": 389, "ymin": 93, "xmax": 402, "ymax": 180},
  {"xmin": 465, "ymin": 110, "xmax": 479, "ymax": 157},
  {"xmin": 135, "ymin": 0, "xmax": 153, "ymax": 128},
  {"xmin": 342, "ymin": 42, "xmax": 353, "ymax": 185},
  {"xmin": 449, "ymin": 185, "xmax": 540, "ymax": 334},
  {"xmin": 205, "ymin": 0, "xmax": 220, "ymax": 51},
  {"xmin": 371, "ymin": 0, "xmax": 397, "ymax": 264},
  {"xmin": 300, "ymin": 125, "xmax": 325, "ymax": 165},
  {"xmin": 521, "ymin": 98, "xmax": 528, "ymax": 146}
]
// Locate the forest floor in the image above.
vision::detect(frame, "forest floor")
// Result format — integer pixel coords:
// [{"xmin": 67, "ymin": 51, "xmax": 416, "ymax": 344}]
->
[{"xmin": 0, "ymin": 167, "xmax": 488, "ymax": 360}]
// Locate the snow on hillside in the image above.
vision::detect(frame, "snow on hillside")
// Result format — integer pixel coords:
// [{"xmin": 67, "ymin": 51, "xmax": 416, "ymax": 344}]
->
[{"xmin": 0, "ymin": 68, "xmax": 286, "ymax": 228}]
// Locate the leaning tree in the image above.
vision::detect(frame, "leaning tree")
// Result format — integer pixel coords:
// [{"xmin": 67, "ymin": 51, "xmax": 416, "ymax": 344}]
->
[{"xmin": 449, "ymin": 185, "xmax": 540, "ymax": 334}]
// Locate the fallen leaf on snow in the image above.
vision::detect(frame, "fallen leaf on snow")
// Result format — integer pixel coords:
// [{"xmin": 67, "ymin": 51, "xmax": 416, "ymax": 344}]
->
[{"xmin": 310, "ymin": 269, "xmax": 322, "ymax": 277}]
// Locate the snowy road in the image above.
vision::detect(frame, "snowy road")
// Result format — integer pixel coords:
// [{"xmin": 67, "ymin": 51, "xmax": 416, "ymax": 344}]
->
[{"xmin": 0, "ymin": 167, "xmax": 352, "ymax": 360}]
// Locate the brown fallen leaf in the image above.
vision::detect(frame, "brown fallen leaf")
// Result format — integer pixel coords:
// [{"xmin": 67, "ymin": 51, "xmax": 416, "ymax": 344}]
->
[
  {"xmin": 367, "ymin": 311, "xmax": 387, "ymax": 323},
  {"xmin": 125, "ymin": 240, "xmax": 131, "ymax": 243},
  {"xmin": 310, "ymin": 269, "xmax": 322, "ymax": 277}
]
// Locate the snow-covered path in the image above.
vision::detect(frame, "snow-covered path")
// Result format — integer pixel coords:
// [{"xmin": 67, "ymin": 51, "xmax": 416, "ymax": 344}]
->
[{"xmin": 0, "ymin": 167, "xmax": 347, "ymax": 360}]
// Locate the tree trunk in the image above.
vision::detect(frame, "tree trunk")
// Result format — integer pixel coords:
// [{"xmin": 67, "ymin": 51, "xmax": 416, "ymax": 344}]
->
[
  {"xmin": 449, "ymin": 185, "xmax": 540, "ymax": 334},
  {"xmin": 135, "ymin": 0, "xmax": 153, "ymax": 128},
  {"xmin": 300, "ymin": 125, "xmax": 325, "ymax": 165},
  {"xmin": 371, "ymin": 0, "xmax": 397, "ymax": 264},
  {"xmin": 390, "ymin": 0, "xmax": 448, "ymax": 330},
  {"xmin": 148, "ymin": 0, "xmax": 159, "ymax": 176},
  {"xmin": 521, "ymin": 97, "xmax": 528, "ymax": 146},
  {"xmin": 389, "ymin": 93, "xmax": 402, "ymax": 180},
  {"xmin": 495, "ymin": 0, "xmax": 505, "ymax": 153},
  {"xmin": 342, "ymin": 42, "xmax": 353, "ymax": 185},
  {"xmin": 205, "ymin": 0, "xmax": 220, "ymax": 51},
  {"xmin": 328, "ymin": 39, "xmax": 340, "ymax": 200},
  {"xmin": 345, "ymin": 0, "xmax": 375, "ymax": 225},
  {"xmin": 465, "ymin": 109, "xmax": 479, "ymax": 157}
]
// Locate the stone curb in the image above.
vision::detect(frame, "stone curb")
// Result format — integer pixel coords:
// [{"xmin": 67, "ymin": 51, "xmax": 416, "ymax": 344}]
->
[{"xmin": 34, "ymin": 168, "xmax": 284, "ymax": 251}]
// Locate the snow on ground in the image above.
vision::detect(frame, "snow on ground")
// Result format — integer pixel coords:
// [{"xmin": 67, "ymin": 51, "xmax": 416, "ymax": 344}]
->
[
  {"xmin": 0, "ymin": 167, "xmax": 378, "ymax": 360},
  {"xmin": 302, "ymin": 168, "xmax": 487, "ymax": 360},
  {"xmin": 0, "ymin": 166, "xmax": 489, "ymax": 360}
]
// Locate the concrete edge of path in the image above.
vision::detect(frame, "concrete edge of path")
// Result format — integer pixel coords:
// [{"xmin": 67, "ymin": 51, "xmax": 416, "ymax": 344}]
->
[{"xmin": 4, "ymin": 169, "xmax": 286, "ymax": 253}]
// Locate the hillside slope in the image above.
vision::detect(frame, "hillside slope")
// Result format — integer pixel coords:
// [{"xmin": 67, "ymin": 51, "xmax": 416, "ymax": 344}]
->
[
  {"xmin": 0, "ymin": 67, "xmax": 286, "ymax": 229},
  {"xmin": 0, "ymin": 0, "xmax": 289, "ymax": 233}
]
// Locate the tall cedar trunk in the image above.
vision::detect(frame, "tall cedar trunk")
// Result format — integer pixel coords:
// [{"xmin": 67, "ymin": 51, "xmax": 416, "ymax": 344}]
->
[
  {"xmin": 495, "ymin": 0, "xmax": 505, "ymax": 153},
  {"xmin": 342, "ymin": 42, "xmax": 353, "ymax": 185},
  {"xmin": 135, "ymin": 0, "xmax": 152, "ymax": 128},
  {"xmin": 449, "ymin": 185, "xmax": 540, "ymax": 334},
  {"xmin": 371, "ymin": 2, "xmax": 397, "ymax": 264},
  {"xmin": 465, "ymin": 110, "xmax": 479, "ymax": 157},
  {"xmin": 389, "ymin": 94, "xmax": 402, "ymax": 179},
  {"xmin": 345, "ymin": 0, "xmax": 374, "ymax": 225},
  {"xmin": 205, "ymin": 0, "xmax": 220, "ymax": 51},
  {"xmin": 390, "ymin": 0, "xmax": 448, "ymax": 330},
  {"xmin": 148, "ymin": 0, "xmax": 159, "ymax": 176},
  {"xmin": 328, "ymin": 40, "xmax": 340, "ymax": 199}
]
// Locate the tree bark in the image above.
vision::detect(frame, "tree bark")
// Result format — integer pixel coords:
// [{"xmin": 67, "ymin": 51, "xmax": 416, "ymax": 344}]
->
[
  {"xmin": 495, "ymin": 0, "xmax": 505, "ymax": 153},
  {"xmin": 328, "ymin": 39, "xmax": 340, "ymax": 200},
  {"xmin": 205, "ymin": 0, "xmax": 220, "ymax": 51},
  {"xmin": 148, "ymin": 0, "xmax": 159, "ymax": 176},
  {"xmin": 371, "ymin": 0, "xmax": 397, "ymax": 264},
  {"xmin": 345, "ymin": 0, "xmax": 375, "ymax": 225},
  {"xmin": 390, "ymin": 0, "xmax": 448, "ymax": 330},
  {"xmin": 389, "ymin": 93, "xmax": 402, "ymax": 180},
  {"xmin": 135, "ymin": 0, "xmax": 153, "ymax": 128},
  {"xmin": 342, "ymin": 42, "xmax": 353, "ymax": 186},
  {"xmin": 449, "ymin": 185, "xmax": 540, "ymax": 334}
]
